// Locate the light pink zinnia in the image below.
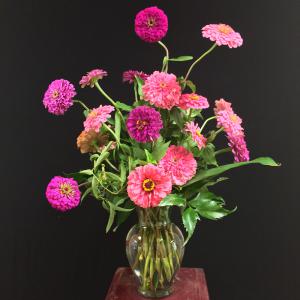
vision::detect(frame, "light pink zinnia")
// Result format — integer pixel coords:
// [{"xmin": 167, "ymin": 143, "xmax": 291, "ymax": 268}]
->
[
  {"xmin": 122, "ymin": 70, "xmax": 149, "ymax": 84},
  {"xmin": 46, "ymin": 176, "xmax": 81, "ymax": 212},
  {"xmin": 185, "ymin": 121, "xmax": 207, "ymax": 150},
  {"xmin": 83, "ymin": 105, "xmax": 114, "ymax": 132},
  {"xmin": 127, "ymin": 164, "xmax": 172, "ymax": 208},
  {"xmin": 159, "ymin": 145, "xmax": 197, "ymax": 186},
  {"xmin": 142, "ymin": 71, "xmax": 181, "ymax": 110},
  {"xmin": 214, "ymin": 99, "xmax": 250, "ymax": 162},
  {"xmin": 80, "ymin": 69, "xmax": 107, "ymax": 88},
  {"xmin": 202, "ymin": 24, "xmax": 243, "ymax": 48},
  {"xmin": 178, "ymin": 93, "xmax": 209, "ymax": 110}
]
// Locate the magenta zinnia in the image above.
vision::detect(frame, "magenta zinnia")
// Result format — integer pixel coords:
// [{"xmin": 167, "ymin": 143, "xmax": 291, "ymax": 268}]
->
[
  {"xmin": 45, "ymin": 176, "xmax": 80, "ymax": 212},
  {"xmin": 142, "ymin": 71, "xmax": 181, "ymax": 110},
  {"xmin": 127, "ymin": 164, "xmax": 172, "ymax": 208},
  {"xmin": 126, "ymin": 106, "xmax": 163, "ymax": 143},
  {"xmin": 122, "ymin": 70, "xmax": 149, "ymax": 84},
  {"xmin": 185, "ymin": 121, "xmax": 207, "ymax": 150},
  {"xmin": 43, "ymin": 79, "xmax": 76, "ymax": 115},
  {"xmin": 178, "ymin": 93, "xmax": 209, "ymax": 110},
  {"xmin": 202, "ymin": 24, "xmax": 243, "ymax": 48},
  {"xmin": 135, "ymin": 6, "xmax": 168, "ymax": 43},
  {"xmin": 83, "ymin": 105, "xmax": 114, "ymax": 132},
  {"xmin": 80, "ymin": 69, "xmax": 108, "ymax": 88},
  {"xmin": 214, "ymin": 99, "xmax": 250, "ymax": 162},
  {"xmin": 159, "ymin": 145, "xmax": 197, "ymax": 186}
]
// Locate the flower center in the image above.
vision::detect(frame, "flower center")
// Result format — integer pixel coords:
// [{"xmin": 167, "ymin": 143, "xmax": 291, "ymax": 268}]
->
[
  {"xmin": 59, "ymin": 183, "xmax": 74, "ymax": 196},
  {"xmin": 189, "ymin": 94, "xmax": 199, "ymax": 100},
  {"xmin": 160, "ymin": 82, "xmax": 167, "ymax": 88},
  {"xmin": 89, "ymin": 110, "xmax": 98, "ymax": 118},
  {"xmin": 196, "ymin": 130, "xmax": 202, "ymax": 137},
  {"xmin": 218, "ymin": 24, "xmax": 233, "ymax": 34},
  {"xmin": 230, "ymin": 114, "xmax": 238, "ymax": 123},
  {"xmin": 52, "ymin": 90, "xmax": 59, "ymax": 99},
  {"xmin": 142, "ymin": 179, "xmax": 155, "ymax": 192},
  {"xmin": 136, "ymin": 119, "xmax": 148, "ymax": 130},
  {"xmin": 147, "ymin": 17, "xmax": 156, "ymax": 28}
]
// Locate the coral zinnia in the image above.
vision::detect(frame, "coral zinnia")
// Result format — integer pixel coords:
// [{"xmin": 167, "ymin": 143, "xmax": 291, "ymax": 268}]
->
[
  {"xmin": 142, "ymin": 71, "xmax": 181, "ymax": 110},
  {"xmin": 159, "ymin": 145, "xmax": 197, "ymax": 186},
  {"xmin": 135, "ymin": 6, "xmax": 168, "ymax": 43},
  {"xmin": 202, "ymin": 24, "xmax": 243, "ymax": 48},
  {"xmin": 83, "ymin": 105, "xmax": 114, "ymax": 132},
  {"xmin": 77, "ymin": 130, "xmax": 109, "ymax": 154},
  {"xmin": 46, "ymin": 176, "xmax": 81, "ymax": 212},
  {"xmin": 185, "ymin": 121, "xmax": 207, "ymax": 150},
  {"xmin": 214, "ymin": 99, "xmax": 250, "ymax": 162},
  {"xmin": 122, "ymin": 70, "xmax": 149, "ymax": 84},
  {"xmin": 43, "ymin": 79, "xmax": 76, "ymax": 115},
  {"xmin": 126, "ymin": 106, "xmax": 163, "ymax": 143},
  {"xmin": 80, "ymin": 69, "xmax": 107, "ymax": 88},
  {"xmin": 127, "ymin": 164, "xmax": 172, "ymax": 208},
  {"xmin": 178, "ymin": 93, "xmax": 209, "ymax": 110}
]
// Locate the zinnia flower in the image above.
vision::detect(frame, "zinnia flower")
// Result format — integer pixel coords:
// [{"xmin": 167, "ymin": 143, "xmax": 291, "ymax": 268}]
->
[
  {"xmin": 127, "ymin": 164, "xmax": 172, "ymax": 208},
  {"xmin": 159, "ymin": 145, "xmax": 197, "ymax": 186},
  {"xmin": 46, "ymin": 176, "xmax": 81, "ymax": 212},
  {"xmin": 142, "ymin": 71, "xmax": 181, "ymax": 110},
  {"xmin": 135, "ymin": 6, "xmax": 168, "ymax": 43},
  {"xmin": 77, "ymin": 130, "xmax": 109, "ymax": 154},
  {"xmin": 83, "ymin": 105, "xmax": 114, "ymax": 132},
  {"xmin": 185, "ymin": 121, "xmax": 207, "ymax": 150},
  {"xmin": 122, "ymin": 70, "xmax": 149, "ymax": 84},
  {"xmin": 126, "ymin": 106, "xmax": 163, "ymax": 143},
  {"xmin": 80, "ymin": 69, "xmax": 107, "ymax": 88},
  {"xmin": 43, "ymin": 79, "xmax": 76, "ymax": 115},
  {"xmin": 214, "ymin": 99, "xmax": 250, "ymax": 162},
  {"xmin": 202, "ymin": 24, "xmax": 243, "ymax": 48},
  {"xmin": 178, "ymin": 93, "xmax": 209, "ymax": 110}
]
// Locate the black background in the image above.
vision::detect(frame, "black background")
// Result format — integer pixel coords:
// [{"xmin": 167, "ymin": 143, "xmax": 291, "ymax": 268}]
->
[{"xmin": 1, "ymin": 0, "xmax": 299, "ymax": 299}]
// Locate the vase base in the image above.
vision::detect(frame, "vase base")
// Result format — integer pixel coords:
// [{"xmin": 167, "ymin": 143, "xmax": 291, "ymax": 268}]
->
[{"xmin": 138, "ymin": 287, "xmax": 172, "ymax": 298}]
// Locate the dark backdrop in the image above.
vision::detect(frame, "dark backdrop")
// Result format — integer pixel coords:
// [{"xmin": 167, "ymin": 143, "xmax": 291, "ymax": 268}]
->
[{"xmin": 1, "ymin": 0, "xmax": 299, "ymax": 299}]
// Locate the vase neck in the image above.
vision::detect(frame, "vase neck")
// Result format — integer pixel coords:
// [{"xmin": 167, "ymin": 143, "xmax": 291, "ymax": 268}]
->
[{"xmin": 136, "ymin": 207, "xmax": 171, "ymax": 227}]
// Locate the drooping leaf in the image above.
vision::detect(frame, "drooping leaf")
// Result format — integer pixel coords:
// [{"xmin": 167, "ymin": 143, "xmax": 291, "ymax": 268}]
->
[
  {"xmin": 115, "ymin": 101, "xmax": 132, "ymax": 112},
  {"xmin": 182, "ymin": 207, "xmax": 199, "ymax": 245},
  {"xmin": 135, "ymin": 76, "xmax": 144, "ymax": 98},
  {"xmin": 185, "ymin": 80, "xmax": 196, "ymax": 93},
  {"xmin": 106, "ymin": 202, "xmax": 116, "ymax": 233},
  {"xmin": 113, "ymin": 200, "xmax": 135, "ymax": 232},
  {"xmin": 170, "ymin": 108, "xmax": 184, "ymax": 129},
  {"xmin": 152, "ymin": 140, "xmax": 170, "ymax": 161},
  {"xmin": 80, "ymin": 187, "xmax": 92, "ymax": 203},
  {"xmin": 184, "ymin": 157, "xmax": 280, "ymax": 187},
  {"xmin": 168, "ymin": 56, "xmax": 194, "ymax": 62},
  {"xmin": 159, "ymin": 194, "xmax": 186, "ymax": 207},
  {"xmin": 79, "ymin": 169, "xmax": 93, "ymax": 176},
  {"xmin": 64, "ymin": 171, "xmax": 90, "ymax": 183},
  {"xmin": 91, "ymin": 175, "xmax": 100, "ymax": 199}
]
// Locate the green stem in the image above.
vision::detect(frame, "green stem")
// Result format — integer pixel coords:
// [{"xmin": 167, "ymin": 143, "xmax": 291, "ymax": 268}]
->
[
  {"xmin": 184, "ymin": 43, "xmax": 217, "ymax": 81},
  {"xmin": 199, "ymin": 116, "xmax": 217, "ymax": 133},
  {"xmin": 158, "ymin": 41, "xmax": 169, "ymax": 72},
  {"xmin": 187, "ymin": 109, "xmax": 193, "ymax": 120},
  {"xmin": 134, "ymin": 81, "xmax": 138, "ymax": 103},
  {"xmin": 215, "ymin": 127, "xmax": 224, "ymax": 135},
  {"xmin": 105, "ymin": 159, "xmax": 118, "ymax": 171},
  {"xmin": 103, "ymin": 123, "xmax": 120, "ymax": 144},
  {"xmin": 74, "ymin": 100, "xmax": 89, "ymax": 111},
  {"xmin": 215, "ymin": 147, "xmax": 231, "ymax": 156}
]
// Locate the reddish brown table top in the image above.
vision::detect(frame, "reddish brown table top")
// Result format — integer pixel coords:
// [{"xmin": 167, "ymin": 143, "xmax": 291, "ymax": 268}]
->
[{"xmin": 105, "ymin": 267, "xmax": 210, "ymax": 300}]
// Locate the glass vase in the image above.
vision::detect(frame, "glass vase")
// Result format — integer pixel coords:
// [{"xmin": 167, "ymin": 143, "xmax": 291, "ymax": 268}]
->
[{"xmin": 126, "ymin": 207, "xmax": 185, "ymax": 298}]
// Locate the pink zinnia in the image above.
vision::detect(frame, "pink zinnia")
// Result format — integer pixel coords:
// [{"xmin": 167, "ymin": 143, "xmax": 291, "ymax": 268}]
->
[
  {"xmin": 43, "ymin": 79, "xmax": 76, "ymax": 115},
  {"xmin": 214, "ymin": 99, "xmax": 250, "ymax": 162},
  {"xmin": 178, "ymin": 93, "xmax": 209, "ymax": 110},
  {"xmin": 80, "ymin": 69, "xmax": 107, "ymax": 88},
  {"xmin": 127, "ymin": 164, "xmax": 172, "ymax": 208},
  {"xmin": 122, "ymin": 70, "xmax": 149, "ymax": 84},
  {"xmin": 202, "ymin": 24, "xmax": 243, "ymax": 48},
  {"xmin": 185, "ymin": 121, "xmax": 207, "ymax": 150},
  {"xmin": 159, "ymin": 145, "xmax": 197, "ymax": 186},
  {"xmin": 46, "ymin": 176, "xmax": 80, "ymax": 212},
  {"xmin": 83, "ymin": 105, "xmax": 114, "ymax": 132},
  {"xmin": 142, "ymin": 71, "xmax": 181, "ymax": 110},
  {"xmin": 135, "ymin": 6, "xmax": 168, "ymax": 43}
]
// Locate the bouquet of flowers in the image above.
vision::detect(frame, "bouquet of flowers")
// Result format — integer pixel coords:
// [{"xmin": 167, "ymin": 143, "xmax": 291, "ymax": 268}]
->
[{"xmin": 43, "ymin": 6, "xmax": 279, "ymax": 297}]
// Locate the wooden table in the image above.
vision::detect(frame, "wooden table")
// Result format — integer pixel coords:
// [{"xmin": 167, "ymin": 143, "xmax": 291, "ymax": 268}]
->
[{"xmin": 105, "ymin": 267, "xmax": 210, "ymax": 299}]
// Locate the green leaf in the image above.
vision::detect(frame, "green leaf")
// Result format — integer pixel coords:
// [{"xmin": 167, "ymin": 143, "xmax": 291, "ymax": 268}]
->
[
  {"xmin": 64, "ymin": 171, "xmax": 90, "ymax": 183},
  {"xmin": 152, "ymin": 140, "xmax": 170, "ymax": 161},
  {"xmin": 113, "ymin": 200, "xmax": 135, "ymax": 232},
  {"xmin": 185, "ymin": 80, "xmax": 196, "ymax": 93},
  {"xmin": 79, "ymin": 169, "xmax": 93, "ymax": 176},
  {"xmin": 189, "ymin": 192, "xmax": 236, "ymax": 221},
  {"xmin": 168, "ymin": 56, "xmax": 194, "ymax": 62},
  {"xmin": 144, "ymin": 149, "xmax": 157, "ymax": 164},
  {"xmin": 184, "ymin": 157, "xmax": 280, "ymax": 187},
  {"xmin": 115, "ymin": 101, "xmax": 132, "ymax": 112},
  {"xmin": 120, "ymin": 143, "xmax": 132, "ymax": 155},
  {"xmin": 170, "ymin": 108, "xmax": 184, "ymax": 129},
  {"xmin": 91, "ymin": 175, "xmax": 100, "ymax": 199},
  {"xmin": 83, "ymin": 109, "xmax": 90, "ymax": 117},
  {"xmin": 106, "ymin": 202, "xmax": 116, "ymax": 233},
  {"xmin": 80, "ymin": 187, "xmax": 92, "ymax": 203},
  {"xmin": 120, "ymin": 161, "xmax": 126, "ymax": 185},
  {"xmin": 115, "ymin": 112, "xmax": 121, "ymax": 142},
  {"xmin": 135, "ymin": 76, "xmax": 144, "ymax": 98},
  {"xmin": 182, "ymin": 207, "xmax": 199, "ymax": 245},
  {"xmin": 159, "ymin": 194, "xmax": 186, "ymax": 207},
  {"xmin": 201, "ymin": 144, "xmax": 218, "ymax": 167},
  {"xmin": 132, "ymin": 146, "xmax": 146, "ymax": 160}
]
